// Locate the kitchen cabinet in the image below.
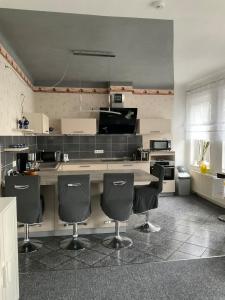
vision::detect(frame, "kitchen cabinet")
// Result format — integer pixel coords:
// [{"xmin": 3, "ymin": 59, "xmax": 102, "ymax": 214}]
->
[
  {"xmin": 138, "ymin": 118, "xmax": 171, "ymax": 134},
  {"xmin": 61, "ymin": 118, "xmax": 97, "ymax": 134},
  {"xmin": 0, "ymin": 197, "xmax": 19, "ymax": 300},
  {"xmin": 162, "ymin": 180, "xmax": 175, "ymax": 193},
  {"xmin": 25, "ymin": 112, "xmax": 49, "ymax": 134}
]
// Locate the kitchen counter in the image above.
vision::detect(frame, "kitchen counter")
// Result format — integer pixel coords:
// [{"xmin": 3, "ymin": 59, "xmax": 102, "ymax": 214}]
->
[{"xmin": 19, "ymin": 160, "xmax": 155, "ymax": 237}]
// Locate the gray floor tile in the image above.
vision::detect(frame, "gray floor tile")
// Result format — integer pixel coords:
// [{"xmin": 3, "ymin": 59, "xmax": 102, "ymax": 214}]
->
[
  {"xmin": 93, "ymin": 255, "xmax": 124, "ymax": 267},
  {"xmin": 91, "ymin": 243, "xmax": 116, "ymax": 255},
  {"xmin": 111, "ymin": 247, "xmax": 142, "ymax": 263},
  {"xmin": 143, "ymin": 245, "xmax": 176, "ymax": 260},
  {"xmin": 178, "ymin": 242, "xmax": 206, "ymax": 257},
  {"xmin": 39, "ymin": 250, "xmax": 71, "ymax": 268},
  {"xmin": 130, "ymin": 252, "xmax": 162, "ymax": 264},
  {"xmin": 19, "ymin": 259, "xmax": 50, "ymax": 273},
  {"xmin": 56, "ymin": 258, "xmax": 89, "ymax": 270},
  {"xmin": 168, "ymin": 251, "xmax": 199, "ymax": 261},
  {"xmin": 75, "ymin": 249, "xmax": 106, "ymax": 266},
  {"xmin": 201, "ymin": 248, "xmax": 225, "ymax": 258}
]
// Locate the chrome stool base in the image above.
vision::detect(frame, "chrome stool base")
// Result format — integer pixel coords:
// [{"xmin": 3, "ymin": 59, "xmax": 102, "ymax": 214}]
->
[
  {"xmin": 218, "ymin": 215, "xmax": 225, "ymax": 222},
  {"xmin": 102, "ymin": 235, "xmax": 133, "ymax": 250},
  {"xmin": 60, "ymin": 237, "xmax": 90, "ymax": 251},
  {"xmin": 18, "ymin": 240, "xmax": 42, "ymax": 254},
  {"xmin": 135, "ymin": 222, "xmax": 161, "ymax": 233}
]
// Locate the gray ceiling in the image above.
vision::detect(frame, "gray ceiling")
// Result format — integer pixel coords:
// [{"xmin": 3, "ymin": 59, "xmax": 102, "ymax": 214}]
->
[{"xmin": 0, "ymin": 9, "xmax": 174, "ymax": 89}]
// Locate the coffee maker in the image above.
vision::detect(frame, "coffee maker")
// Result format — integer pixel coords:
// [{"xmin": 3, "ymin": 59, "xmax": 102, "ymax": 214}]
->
[{"xmin": 17, "ymin": 153, "xmax": 28, "ymax": 173}]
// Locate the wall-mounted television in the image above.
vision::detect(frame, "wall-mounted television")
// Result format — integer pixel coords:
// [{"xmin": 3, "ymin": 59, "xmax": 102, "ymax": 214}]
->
[{"xmin": 98, "ymin": 108, "xmax": 137, "ymax": 134}]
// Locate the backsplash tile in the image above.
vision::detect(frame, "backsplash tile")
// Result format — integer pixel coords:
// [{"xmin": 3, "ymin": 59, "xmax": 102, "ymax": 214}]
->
[
  {"xmin": 37, "ymin": 134, "xmax": 142, "ymax": 160},
  {"xmin": 0, "ymin": 134, "xmax": 142, "ymax": 181}
]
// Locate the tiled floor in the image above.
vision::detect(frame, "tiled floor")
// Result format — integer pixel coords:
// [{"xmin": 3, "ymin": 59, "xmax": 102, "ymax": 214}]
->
[{"xmin": 19, "ymin": 194, "xmax": 225, "ymax": 273}]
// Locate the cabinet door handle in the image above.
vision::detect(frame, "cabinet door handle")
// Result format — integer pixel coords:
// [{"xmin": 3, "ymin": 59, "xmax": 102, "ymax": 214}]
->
[
  {"xmin": 14, "ymin": 185, "xmax": 29, "ymax": 190},
  {"xmin": 79, "ymin": 165, "xmax": 90, "ymax": 168},
  {"xmin": 123, "ymin": 164, "xmax": 133, "ymax": 167},
  {"xmin": 113, "ymin": 181, "xmax": 126, "ymax": 186},
  {"xmin": 67, "ymin": 183, "xmax": 82, "ymax": 187}
]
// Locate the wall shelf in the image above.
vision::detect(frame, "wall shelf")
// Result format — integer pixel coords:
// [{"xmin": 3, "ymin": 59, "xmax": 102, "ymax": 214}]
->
[
  {"xmin": 13, "ymin": 128, "xmax": 34, "ymax": 134},
  {"xmin": 4, "ymin": 147, "xmax": 29, "ymax": 152}
]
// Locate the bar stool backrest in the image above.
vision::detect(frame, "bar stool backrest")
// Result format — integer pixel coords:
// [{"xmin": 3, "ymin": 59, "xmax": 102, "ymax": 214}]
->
[
  {"xmin": 5, "ymin": 175, "xmax": 41, "ymax": 224},
  {"xmin": 102, "ymin": 173, "xmax": 134, "ymax": 222},
  {"xmin": 58, "ymin": 174, "xmax": 91, "ymax": 223},
  {"xmin": 150, "ymin": 164, "xmax": 165, "ymax": 193}
]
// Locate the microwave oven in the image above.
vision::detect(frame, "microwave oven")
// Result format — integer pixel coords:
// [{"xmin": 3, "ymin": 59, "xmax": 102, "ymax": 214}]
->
[{"xmin": 150, "ymin": 140, "xmax": 171, "ymax": 151}]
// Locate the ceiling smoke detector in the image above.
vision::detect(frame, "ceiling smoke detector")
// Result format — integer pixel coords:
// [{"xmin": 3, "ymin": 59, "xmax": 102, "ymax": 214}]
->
[{"xmin": 151, "ymin": 0, "xmax": 166, "ymax": 9}]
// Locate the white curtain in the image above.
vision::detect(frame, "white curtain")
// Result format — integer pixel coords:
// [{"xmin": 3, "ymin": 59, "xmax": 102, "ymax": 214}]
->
[{"xmin": 186, "ymin": 79, "xmax": 225, "ymax": 141}]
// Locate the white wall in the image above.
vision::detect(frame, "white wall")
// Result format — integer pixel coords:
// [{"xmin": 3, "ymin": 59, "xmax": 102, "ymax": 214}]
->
[
  {"xmin": 172, "ymin": 84, "xmax": 186, "ymax": 166},
  {"xmin": 34, "ymin": 91, "xmax": 174, "ymax": 148},
  {"xmin": 0, "ymin": 54, "xmax": 35, "ymax": 135}
]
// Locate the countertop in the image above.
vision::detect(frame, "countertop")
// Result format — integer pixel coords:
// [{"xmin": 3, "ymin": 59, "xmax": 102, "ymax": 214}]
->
[{"xmin": 38, "ymin": 160, "xmax": 158, "ymax": 185}]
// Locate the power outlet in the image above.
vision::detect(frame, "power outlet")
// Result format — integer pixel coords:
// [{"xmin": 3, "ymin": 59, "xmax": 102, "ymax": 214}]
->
[
  {"xmin": 12, "ymin": 160, "xmax": 17, "ymax": 168},
  {"xmin": 94, "ymin": 149, "xmax": 104, "ymax": 154}
]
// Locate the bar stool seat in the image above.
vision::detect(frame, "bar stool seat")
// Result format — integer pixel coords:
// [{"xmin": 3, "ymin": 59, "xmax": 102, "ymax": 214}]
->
[
  {"xmin": 133, "ymin": 164, "xmax": 164, "ymax": 233},
  {"xmin": 5, "ymin": 175, "xmax": 43, "ymax": 253},
  {"xmin": 58, "ymin": 174, "xmax": 91, "ymax": 251},
  {"xmin": 101, "ymin": 173, "xmax": 134, "ymax": 250}
]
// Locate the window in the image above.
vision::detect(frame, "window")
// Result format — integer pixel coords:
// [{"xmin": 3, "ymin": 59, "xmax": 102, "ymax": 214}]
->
[{"xmin": 191, "ymin": 140, "xmax": 210, "ymax": 167}]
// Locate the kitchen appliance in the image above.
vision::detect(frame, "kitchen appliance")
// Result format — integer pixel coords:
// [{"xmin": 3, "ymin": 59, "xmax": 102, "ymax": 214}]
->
[
  {"xmin": 63, "ymin": 153, "xmax": 69, "ymax": 162},
  {"xmin": 151, "ymin": 160, "xmax": 175, "ymax": 180},
  {"xmin": 55, "ymin": 151, "xmax": 62, "ymax": 162},
  {"xmin": 28, "ymin": 153, "xmax": 36, "ymax": 162},
  {"xmin": 98, "ymin": 107, "xmax": 137, "ymax": 134},
  {"xmin": 16, "ymin": 153, "xmax": 28, "ymax": 173},
  {"xmin": 39, "ymin": 151, "xmax": 56, "ymax": 162},
  {"xmin": 136, "ymin": 148, "xmax": 150, "ymax": 161},
  {"xmin": 150, "ymin": 140, "xmax": 171, "ymax": 151}
]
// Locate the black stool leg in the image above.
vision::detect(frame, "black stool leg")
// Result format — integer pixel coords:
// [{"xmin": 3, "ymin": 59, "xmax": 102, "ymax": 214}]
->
[
  {"xmin": 102, "ymin": 221, "xmax": 133, "ymax": 250},
  {"xmin": 18, "ymin": 224, "xmax": 42, "ymax": 254},
  {"xmin": 60, "ymin": 223, "xmax": 90, "ymax": 250},
  {"xmin": 135, "ymin": 211, "xmax": 161, "ymax": 233}
]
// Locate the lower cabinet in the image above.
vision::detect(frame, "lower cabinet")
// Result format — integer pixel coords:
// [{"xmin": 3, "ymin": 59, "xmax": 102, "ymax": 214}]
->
[
  {"xmin": 162, "ymin": 180, "xmax": 175, "ymax": 193},
  {"xmin": 0, "ymin": 198, "xmax": 19, "ymax": 300}
]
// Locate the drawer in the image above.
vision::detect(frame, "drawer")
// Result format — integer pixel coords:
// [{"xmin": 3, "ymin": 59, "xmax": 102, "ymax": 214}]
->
[
  {"xmin": 162, "ymin": 180, "xmax": 175, "ymax": 193},
  {"xmin": 108, "ymin": 163, "xmax": 149, "ymax": 171},
  {"xmin": 107, "ymin": 163, "xmax": 137, "ymax": 170}
]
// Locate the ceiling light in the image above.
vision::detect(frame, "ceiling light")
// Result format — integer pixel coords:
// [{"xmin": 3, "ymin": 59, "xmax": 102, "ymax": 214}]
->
[
  {"xmin": 72, "ymin": 50, "xmax": 116, "ymax": 58},
  {"xmin": 151, "ymin": 0, "xmax": 166, "ymax": 9}
]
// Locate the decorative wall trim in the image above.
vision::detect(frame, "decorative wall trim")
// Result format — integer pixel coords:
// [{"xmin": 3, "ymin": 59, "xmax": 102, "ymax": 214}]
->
[
  {"xmin": 0, "ymin": 43, "xmax": 174, "ymax": 96},
  {"xmin": 33, "ymin": 86, "xmax": 174, "ymax": 95},
  {"xmin": 0, "ymin": 43, "xmax": 33, "ymax": 89}
]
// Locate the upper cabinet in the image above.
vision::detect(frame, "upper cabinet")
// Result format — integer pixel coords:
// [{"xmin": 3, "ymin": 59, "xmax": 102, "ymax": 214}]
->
[
  {"xmin": 25, "ymin": 113, "xmax": 49, "ymax": 134},
  {"xmin": 137, "ymin": 118, "xmax": 171, "ymax": 135},
  {"xmin": 61, "ymin": 118, "xmax": 97, "ymax": 134}
]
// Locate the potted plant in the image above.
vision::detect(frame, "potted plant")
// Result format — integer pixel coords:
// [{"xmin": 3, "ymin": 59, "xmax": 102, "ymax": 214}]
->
[{"xmin": 198, "ymin": 141, "xmax": 210, "ymax": 173}]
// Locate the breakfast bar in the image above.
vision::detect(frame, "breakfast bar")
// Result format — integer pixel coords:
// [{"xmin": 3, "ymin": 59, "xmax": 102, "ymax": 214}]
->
[{"xmin": 18, "ymin": 161, "xmax": 158, "ymax": 237}]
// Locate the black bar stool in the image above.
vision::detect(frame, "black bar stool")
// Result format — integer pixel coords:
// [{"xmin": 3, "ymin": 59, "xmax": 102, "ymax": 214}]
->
[
  {"xmin": 133, "ymin": 164, "xmax": 164, "ymax": 233},
  {"xmin": 58, "ymin": 174, "xmax": 91, "ymax": 250},
  {"xmin": 101, "ymin": 173, "xmax": 134, "ymax": 250},
  {"xmin": 5, "ymin": 175, "xmax": 43, "ymax": 253}
]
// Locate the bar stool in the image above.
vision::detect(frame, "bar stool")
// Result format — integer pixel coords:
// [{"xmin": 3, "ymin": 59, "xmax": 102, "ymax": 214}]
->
[
  {"xmin": 58, "ymin": 174, "xmax": 91, "ymax": 250},
  {"xmin": 133, "ymin": 164, "xmax": 164, "ymax": 233},
  {"xmin": 5, "ymin": 175, "xmax": 43, "ymax": 253},
  {"xmin": 101, "ymin": 173, "xmax": 134, "ymax": 250}
]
